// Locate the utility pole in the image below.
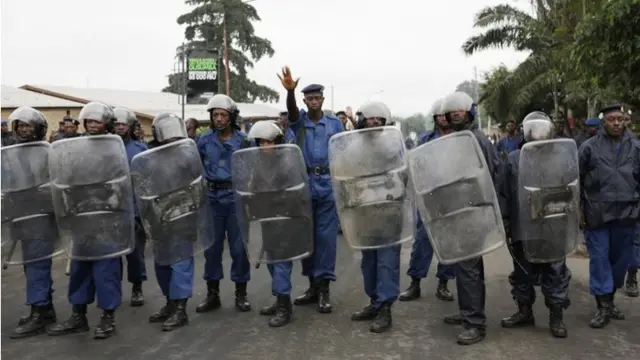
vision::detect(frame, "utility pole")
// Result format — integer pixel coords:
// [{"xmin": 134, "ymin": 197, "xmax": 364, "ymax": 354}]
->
[
  {"xmin": 181, "ymin": 42, "xmax": 186, "ymax": 120},
  {"xmin": 222, "ymin": 17, "xmax": 231, "ymax": 96},
  {"xmin": 473, "ymin": 66, "xmax": 481, "ymax": 129}
]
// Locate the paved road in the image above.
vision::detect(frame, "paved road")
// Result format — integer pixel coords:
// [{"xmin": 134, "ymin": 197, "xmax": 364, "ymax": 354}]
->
[{"xmin": 2, "ymin": 238, "xmax": 638, "ymax": 360}]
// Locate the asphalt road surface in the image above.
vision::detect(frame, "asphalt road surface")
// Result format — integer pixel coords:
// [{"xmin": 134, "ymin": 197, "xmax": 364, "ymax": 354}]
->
[{"xmin": 2, "ymin": 238, "xmax": 639, "ymax": 360}]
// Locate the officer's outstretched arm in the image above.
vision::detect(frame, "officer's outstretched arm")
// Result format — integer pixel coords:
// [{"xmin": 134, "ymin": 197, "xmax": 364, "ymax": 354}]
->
[{"xmin": 286, "ymin": 90, "xmax": 299, "ymax": 123}]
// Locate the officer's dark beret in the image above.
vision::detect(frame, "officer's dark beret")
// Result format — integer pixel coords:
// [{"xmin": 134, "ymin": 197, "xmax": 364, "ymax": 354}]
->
[
  {"xmin": 585, "ymin": 117, "xmax": 600, "ymax": 126},
  {"xmin": 599, "ymin": 104, "xmax": 625, "ymax": 117},
  {"xmin": 335, "ymin": 111, "xmax": 346, "ymax": 116},
  {"xmin": 301, "ymin": 84, "xmax": 324, "ymax": 94}
]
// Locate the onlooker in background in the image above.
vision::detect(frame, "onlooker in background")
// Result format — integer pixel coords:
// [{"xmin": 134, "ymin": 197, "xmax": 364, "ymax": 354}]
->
[
  {"xmin": 48, "ymin": 121, "xmax": 66, "ymax": 142},
  {"xmin": 63, "ymin": 109, "xmax": 73, "ymax": 121},
  {"xmin": 277, "ymin": 111, "xmax": 296, "ymax": 143},
  {"xmin": 186, "ymin": 118, "xmax": 200, "ymax": 143},
  {"xmin": 1, "ymin": 119, "xmax": 15, "ymax": 147},
  {"xmin": 133, "ymin": 122, "xmax": 145, "ymax": 141},
  {"xmin": 575, "ymin": 117, "xmax": 600, "ymax": 148},
  {"xmin": 553, "ymin": 119, "xmax": 570, "ymax": 138},
  {"xmin": 336, "ymin": 109, "xmax": 355, "ymax": 130},
  {"xmin": 496, "ymin": 119, "xmax": 522, "ymax": 158},
  {"xmin": 63, "ymin": 118, "xmax": 82, "ymax": 138}
]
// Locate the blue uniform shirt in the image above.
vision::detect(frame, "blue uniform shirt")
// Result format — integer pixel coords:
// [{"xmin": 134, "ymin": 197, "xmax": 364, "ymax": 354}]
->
[
  {"xmin": 284, "ymin": 128, "xmax": 296, "ymax": 144},
  {"xmin": 289, "ymin": 109, "xmax": 344, "ymax": 198},
  {"xmin": 124, "ymin": 139, "xmax": 148, "ymax": 216},
  {"xmin": 496, "ymin": 135, "xmax": 522, "ymax": 156},
  {"xmin": 197, "ymin": 128, "xmax": 248, "ymax": 203}
]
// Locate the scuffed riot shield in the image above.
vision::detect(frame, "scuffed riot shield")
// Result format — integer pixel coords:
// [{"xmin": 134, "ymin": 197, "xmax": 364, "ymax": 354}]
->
[
  {"xmin": 518, "ymin": 139, "xmax": 580, "ymax": 263},
  {"xmin": 130, "ymin": 138, "xmax": 213, "ymax": 266},
  {"xmin": 1, "ymin": 142, "xmax": 64, "ymax": 266},
  {"xmin": 408, "ymin": 130, "xmax": 505, "ymax": 264},
  {"xmin": 329, "ymin": 127, "xmax": 413, "ymax": 249},
  {"xmin": 232, "ymin": 145, "xmax": 313, "ymax": 264},
  {"xmin": 49, "ymin": 135, "xmax": 135, "ymax": 260}
]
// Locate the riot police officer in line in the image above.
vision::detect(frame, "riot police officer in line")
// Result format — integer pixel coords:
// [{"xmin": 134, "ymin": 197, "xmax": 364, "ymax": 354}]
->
[
  {"xmin": 196, "ymin": 94, "xmax": 252, "ymax": 313},
  {"xmin": 113, "ymin": 107, "xmax": 148, "ymax": 307},
  {"xmin": 2, "ymin": 107, "xmax": 60, "ymax": 339},
  {"xmin": 499, "ymin": 111, "xmax": 574, "ymax": 338}
]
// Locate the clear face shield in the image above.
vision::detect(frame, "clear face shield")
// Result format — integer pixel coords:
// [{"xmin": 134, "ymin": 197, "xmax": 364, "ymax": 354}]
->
[{"xmin": 523, "ymin": 119, "xmax": 554, "ymax": 142}]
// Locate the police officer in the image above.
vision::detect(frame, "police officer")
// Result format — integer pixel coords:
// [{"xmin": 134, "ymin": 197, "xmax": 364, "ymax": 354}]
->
[
  {"xmin": 196, "ymin": 94, "xmax": 252, "ymax": 313},
  {"xmin": 348, "ymin": 101, "xmax": 401, "ymax": 333},
  {"xmin": 496, "ymin": 119, "xmax": 522, "ymax": 158},
  {"xmin": 499, "ymin": 111, "xmax": 571, "ymax": 338},
  {"xmin": 277, "ymin": 111, "xmax": 296, "ymax": 144},
  {"xmin": 400, "ymin": 98, "xmax": 456, "ymax": 303},
  {"xmin": 574, "ymin": 117, "xmax": 600, "ymax": 148},
  {"xmin": 277, "ymin": 66, "xmax": 343, "ymax": 313},
  {"xmin": 439, "ymin": 92, "xmax": 501, "ymax": 345},
  {"xmin": 113, "ymin": 107, "xmax": 148, "ymax": 307},
  {"xmin": 5, "ymin": 107, "xmax": 57, "ymax": 339},
  {"xmin": 580, "ymin": 104, "xmax": 639, "ymax": 328},
  {"xmin": 48, "ymin": 102, "xmax": 124, "ymax": 339}
]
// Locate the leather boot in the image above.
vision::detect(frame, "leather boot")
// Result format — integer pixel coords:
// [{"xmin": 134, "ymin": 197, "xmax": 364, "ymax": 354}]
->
[
  {"xmin": 47, "ymin": 304, "xmax": 90, "ymax": 336},
  {"xmin": 370, "ymin": 303, "xmax": 392, "ymax": 333},
  {"xmin": 149, "ymin": 298, "xmax": 174, "ymax": 323},
  {"xmin": 435, "ymin": 279, "xmax": 454, "ymax": 301},
  {"xmin": 163, "ymin": 299, "xmax": 188, "ymax": 331},
  {"xmin": 501, "ymin": 302, "xmax": 535, "ymax": 328},
  {"xmin": 19, "ymin": 302, "xmax": 56, "ymax": 326},
  {"xmin": 549, "ymin": 306, "xmax": 567, "ymax": 338},
  {"xmin": 234, "ymin": 282, "xmax": 251, "ymax": 312},
  {"xmin": 398, "ymin": 277, "xmax": 421, "ymax": 301},
  {"xmin": 626, "ymin": 269, "xmax": 639, "ymax": 297},
  {"xmin": 94, "ymin": 310, "xmax": 116, "ymax": 339},
  {"xmin": 11, "ymin": 305, "xmax": 51, "ymax": 339},
  {"xmin": 196, "ymin": 280, "xmax": 221, "ymax": 313},
  {"xmin": 260, "ymin": 299, "xmax": 277, "ymax": 316},
  {"xmin": 316, "ymin": 279, "xmax": 332, "ymax": 314},
  {"xmin": 293, "ymin": 277, "xmax": 317, "ymax": 306},
  {"xmin": 589, "ymin": 295, "xmax": 610, "ymax": 329},
  {"xmin": 130, "ymin": 282, "xmax": 144, "ymax": 307},
  {"xmin": 268, "ymin": 295, "xmax": 292, "ymax": 328},
  {"xmin": 351, "ymin": 298, "xmax": 378, "ymax": 321},
  {"xmin": 457, "ymin": 328, "xmax": 486, "ymax": 345},
  {"xmin": 443, "ymin": 313, "xmax": 463, "ymax": 325},
  {"xmin": 608, "ymin": 292, "xmax": 625, "ymax": 320}
]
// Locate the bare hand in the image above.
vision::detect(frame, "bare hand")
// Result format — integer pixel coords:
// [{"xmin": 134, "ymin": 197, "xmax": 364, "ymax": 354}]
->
[{"xmin": 277, "ymin": 66, "xmax": 299, "ymax": 90}]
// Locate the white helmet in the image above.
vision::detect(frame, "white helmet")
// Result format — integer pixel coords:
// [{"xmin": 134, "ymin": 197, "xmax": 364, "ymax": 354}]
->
[
  {"xmin": 247, "ymin": 120, "xmax": 284, "ymax": 143},
  {"xmin": 522, "ymin": 111, "xmax": 553, "ymax": 142}
]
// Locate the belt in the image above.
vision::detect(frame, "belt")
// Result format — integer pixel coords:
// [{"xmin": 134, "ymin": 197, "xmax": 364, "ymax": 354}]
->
[
  {"xmin": 307, "ymin": 167, "xmax": 330, "ymax": 176},
  {"xmin": 206, "ymin": 179, "xmax": 233, "ymax": 190}
]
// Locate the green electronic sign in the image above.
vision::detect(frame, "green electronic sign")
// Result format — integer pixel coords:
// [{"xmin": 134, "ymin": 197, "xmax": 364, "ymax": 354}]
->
[{"xmin": 186, "ymin": 49, "xmax": 219, "ymax": 102}]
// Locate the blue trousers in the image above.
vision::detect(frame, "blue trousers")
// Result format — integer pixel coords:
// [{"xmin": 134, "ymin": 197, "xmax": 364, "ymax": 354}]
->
[
  {"xmin": 632, "ymin": 224, "xmax": 640, "ymax": 270},
  {"xmin": 155, "ymin": 258, "xmax": 194, "ymax": 300},
  {"xmin": 203, "ymin": 199, "xmax": 250, "ymax": 283},
  {"xmin": 585, "ymin": 221, "xmax": 637, "ymax": 295},
  {"xmin": 268, "ymin": 262, "xmax": 293, "ymax": 296},
  {"xmin": 300, "ymin": 195, "xmax": 339, "ymax": 281},
  {"xmin": 407, "ymin": 217, "xmax": 456, "ymax": 281},
  {"xmin": 23, "ymin": 259, "xmax": 53, "ymax": 306},
  {"xmin": 361, "ymin": 245, "xmax": 401, "ymax": 309},
  {"xmin": 68, "ymin": 258, "xmax": 122, "ymax": 310},
  {"xmin": 125, "ymin": 217, "xmax": 147, "ymax": 284}
]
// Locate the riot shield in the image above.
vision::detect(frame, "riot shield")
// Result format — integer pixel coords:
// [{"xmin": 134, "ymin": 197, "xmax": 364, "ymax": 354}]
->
[
  {"xmin": 328, "ymin": 127, "xmax": 413, "ymax": 249},
  {"xmin": 1, "ymin": 142, "xmax": 64, "ymax": 266},
  {"xmin": 232, "ymin": 144, "xmax": 313, "ymax": 264},
  {"xmin": 518, "ymin": 139, "xmax": 580, "ymax": 263},
  {"xmin": 49, "ymin": 135, "xmax": 135, "ymax": 260},
  {"xmin": 408, "ymin": 130, "xmax": 505, "ymax": 264},
  {"xmin": 130, "ymin": 138, "xmax": 213, "ymax": 266}
]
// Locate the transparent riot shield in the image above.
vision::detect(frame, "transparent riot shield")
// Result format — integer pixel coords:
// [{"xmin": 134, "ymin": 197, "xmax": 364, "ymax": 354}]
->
[
  {"xmin": 518, "ymin": 139, "xmax": 580, "ymax": 263},
  {"xmin": 328, "ymin": 127, "xmax": 413, "ymax": 249},
  {"xmin": 232, "ymin": 144, "xmax": 313, "ymax": 265},
  {"xmin": 1, "ymin": 142, "xmax": 64, "ymax": 266},
  {"xmin": 49, "ymin": 135, "xmax": 135, "ymax": 260},
  {"xmin": 130, "ymin": 138, "xmax": 213, "ymax": 266},
  {"xmin": 408, "ymin": 130, "xmax": 505, "ymax": 264}
]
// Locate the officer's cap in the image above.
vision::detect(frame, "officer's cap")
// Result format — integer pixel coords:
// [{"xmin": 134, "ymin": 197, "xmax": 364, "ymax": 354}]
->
[
  {"xmin": 599, "ymin": 104, "xmax": 625, "ymax": 118},
  {"xmin": 301, "ymin": 84, "xmax": 324, "ymax": 94},
  {"xmin": 585, "ymin": 117, "xmax": 600, "ymax": 126}
]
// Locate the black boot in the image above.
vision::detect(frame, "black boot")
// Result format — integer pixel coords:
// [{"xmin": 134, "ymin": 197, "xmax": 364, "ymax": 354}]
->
[
  {"xmin": 398, "ymin": 277, "xmax": 421, "ymax": 301},
  {"xmin": 149, "ymin": 298, "xmax": 174, "ymax": 323},
  {"xmin": 260, "ymin": 299, "xmax": 278, "ymax": 316},
  {"xmin": 457, "ymin": 328, "xmax": 486, "ymax": 345},
  {"xmin": 10, "ymin": 305, "xmax": 52, "ymax": 339},
  {"xmin": 293, "ymin": 277, "xmax": 317, "ymax": 306},
  {"xmin": 316, "ymin": 279, "xmax": 332, "ymax": 314},
  {"xmin": 351, "ymin": 299, "xmax": 378, "ymax": 321},
  {"xmin": 626, "ymin": 269, "xmax": 639, "ymax": 297},
  {"xmin": 163, "ymin": 299, "xmax": 188, "ymax": 331},
  {"xmin": 608, "ymin": 292, "xmax": 625, "ymax": 320},
  {"xmin": 47, "ymin": 304, "xmax": 90, "ymax": 336},
  {"xmin": 589, "ymin": 295, "xmax": 610, "ymax": 329},
  {"xmin": 268, "ymin": 295, "xmax": 292, "ymax": 328},
  {"xmin": 443, "ymin": 313, "xmax": 463, "ymax": 325},
  {"xmin": 501, "ymin": 303, "xmax": 535, "ymax": 328},
  {"xmin": 19, "ymin": 302, "xmax": 56, "ymax": 326},
  {"xmin": 94, "ymin": 310, "xmax": 116, "ymax": 339},
  {"xmin": 549, "ymin": 306, "xmax": 567, "ymax": 338},
  {"xmin": 370, "ymin": 303, "xmax": 392, "ymax": 333},
  {"xmin": 435, "ymin": 279, "xmax": 454, "ymax": 301},
  {"xmin": 235, "ymin": 282, "xmax": 251, "ymax": 312},
  {"xmin": 196, "ymin": 280, "xmax": 221, "ymax": 313},
  {"xmin": 130, "ymin": 282, "xmax": 144, "ymax": 307}
]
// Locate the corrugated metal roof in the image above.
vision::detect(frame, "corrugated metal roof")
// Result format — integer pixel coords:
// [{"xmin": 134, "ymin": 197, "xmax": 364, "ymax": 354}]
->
[
  {"xmin": 20, "ymin": 85, "xmax": 281, "ymax": 119},
  {"xmin": 1, "ymin": 85, "xmax": 84, "ymax": 108}
]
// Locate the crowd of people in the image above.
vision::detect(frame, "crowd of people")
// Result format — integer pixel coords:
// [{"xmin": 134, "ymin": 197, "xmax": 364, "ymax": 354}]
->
[{"xmin": 1, "ymin": 65, "xmax": 638, "ymax": 349}]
